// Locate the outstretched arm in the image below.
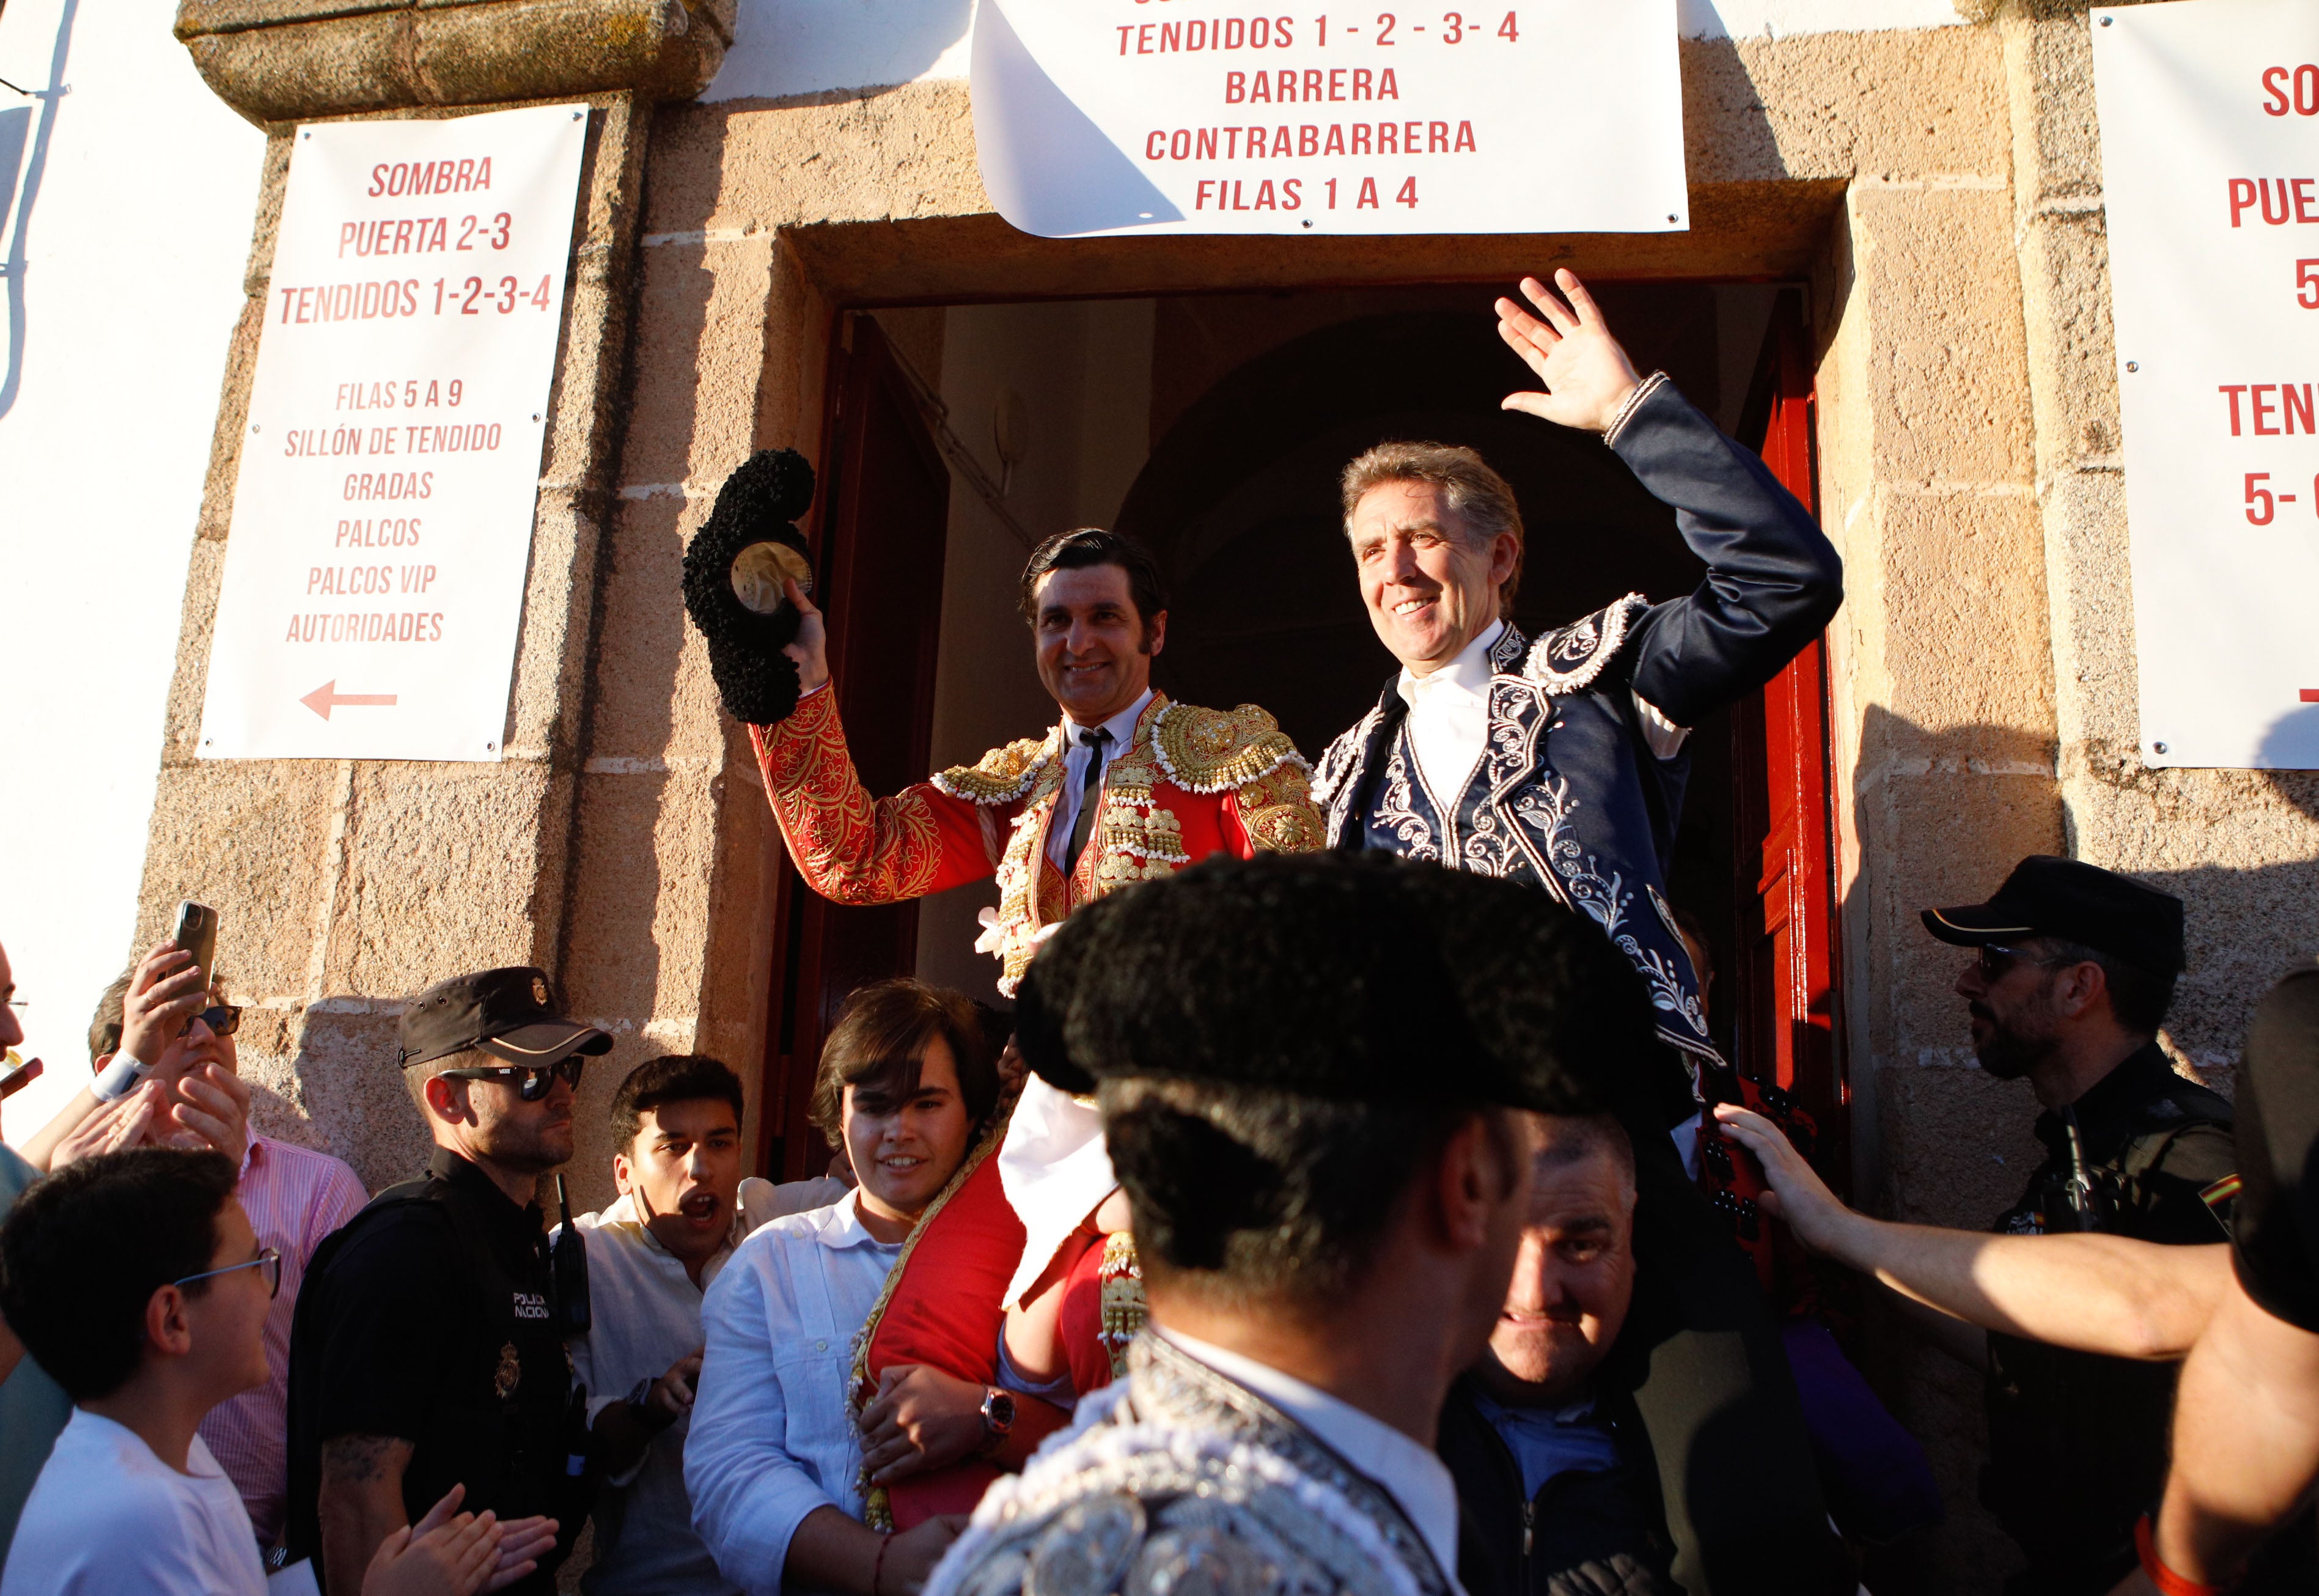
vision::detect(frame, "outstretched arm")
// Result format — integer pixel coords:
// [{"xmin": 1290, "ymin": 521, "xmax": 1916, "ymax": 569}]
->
[
  {"xmin": 1716, "ymin": 1104, "xmax": 2228, "ymax": 1359},
  {"xmin": 751, "ymin": 578, "xmax": 1009, "ymax": 906},
  {"xmin": 1498, "ymin": 270, "xmax": 1843, "ymax": 729},
  {"xmin": 2119, "ymin": 1274, "xmax": 2319, "ymax": 1592}
]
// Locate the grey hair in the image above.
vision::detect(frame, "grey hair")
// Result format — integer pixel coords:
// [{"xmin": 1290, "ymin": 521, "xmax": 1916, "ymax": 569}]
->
[{"xmin": 1340, "ymin": 441, "xmax": 1526, "ymax": 619}]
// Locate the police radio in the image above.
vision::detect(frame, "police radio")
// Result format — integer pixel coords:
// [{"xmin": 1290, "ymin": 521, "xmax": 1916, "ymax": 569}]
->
[{"xmin": 552, "ymin": 1174, "xmax": 591, "ymax": 1336}]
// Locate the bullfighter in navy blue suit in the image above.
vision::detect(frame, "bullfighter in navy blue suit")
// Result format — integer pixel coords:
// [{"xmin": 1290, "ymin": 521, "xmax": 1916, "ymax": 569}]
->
[{"xmin": 1314, "ymin": 270, "xmax": 1853, "ymax": 1596}]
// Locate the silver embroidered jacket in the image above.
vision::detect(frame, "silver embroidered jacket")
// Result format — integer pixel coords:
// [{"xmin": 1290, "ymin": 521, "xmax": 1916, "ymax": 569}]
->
[
  {"xmin": 1310, "ymin": 378, "xmax": 1843, "ymax": 1109},
  {"xmin": 924, "ymin": 1336, "xmax": 1454, "ymax": 1596}
]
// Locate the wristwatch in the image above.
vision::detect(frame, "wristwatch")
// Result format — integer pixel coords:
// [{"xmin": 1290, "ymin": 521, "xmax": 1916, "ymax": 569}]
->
[{"xmin": 977, "ymin": 1386, "xmax": 1016, "ymax": 1455}]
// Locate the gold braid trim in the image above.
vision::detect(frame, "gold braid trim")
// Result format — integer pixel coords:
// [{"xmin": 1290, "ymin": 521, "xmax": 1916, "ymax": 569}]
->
[
  {"xmin": 850, "ymin": 1100, "xmax": 1016, "ymax": 1532},
  {"xmin": 1234, "ymin": 758, "xmax": 1326, "ymax": 854},
  {"xmin": 1097, "ymin": 1232, "xmax": 1146, "ymax": 1380},
  {"xmin": 930, "ymin": 732, "xmax": 1059, "ymax": 806},
  {"xmin": 1150, "ymin": 701, "xmax": 1309, "ymax": 795}
]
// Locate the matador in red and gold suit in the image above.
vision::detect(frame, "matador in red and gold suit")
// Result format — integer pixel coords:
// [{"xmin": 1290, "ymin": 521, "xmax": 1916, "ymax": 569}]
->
[{"xmin": 735, "ymin": 525, "xmax": 1323, "ymax": 1531}]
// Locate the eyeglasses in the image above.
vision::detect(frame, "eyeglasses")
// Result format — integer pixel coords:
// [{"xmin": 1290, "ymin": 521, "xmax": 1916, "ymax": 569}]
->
[
  {"xmin": 175, "ymin": 1246, "xmax": 282, "ymax": 1299},
  {"xmin": 1977, "ymin": 943, "xmax": 2071, "ymax": 982},
  {"xmin": 439, "ymin": 1056, "xmax": 586, "ymax": 1102},
  {"xmin": 195, "ymin": 1004, "xmax": 242, "ymax": 1037}
]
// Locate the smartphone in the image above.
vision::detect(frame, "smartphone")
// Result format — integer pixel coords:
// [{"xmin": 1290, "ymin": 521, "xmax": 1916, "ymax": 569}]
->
[
  {"xmin": 172, "ymin": 900, "xmax": 220, "ymax": 1035},
  {"xmin": 0, "ymin": 1054, "xmax": 40, "ymax": 1100}
]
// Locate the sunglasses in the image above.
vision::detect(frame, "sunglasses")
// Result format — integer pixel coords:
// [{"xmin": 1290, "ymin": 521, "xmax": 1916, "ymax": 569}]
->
[
  {"xmin": 439, "ymin": 1056, "xmax": 587, "ymax": 1101},
  {"xmin": 1977, "ymin": 943, "xmax": 2070, "ymax": 982},
  {"xmin": 195, "ymin": 1004, "xmax": 242, "ymax": 1037},
  {"xmin": 175, "ymin": 1246, "xmax": 282, "ymax": 1299}
]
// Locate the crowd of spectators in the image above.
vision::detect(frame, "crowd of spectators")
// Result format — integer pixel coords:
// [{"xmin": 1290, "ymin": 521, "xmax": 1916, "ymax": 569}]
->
[{"xmin": 0, "ymin": 846, "xmax": 2313, "ymax": 1596}]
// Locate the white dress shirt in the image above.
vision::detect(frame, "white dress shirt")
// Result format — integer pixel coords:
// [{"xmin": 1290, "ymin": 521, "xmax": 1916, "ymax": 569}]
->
[
  {"xmin": 0, "ymin": 1411, "xmax": 266, "ymax": 1596},
  {"xmin": 1045, "ymin": 688, "xmax": 1154, "ymax": 872},
  {"xmin": 1159, "ymin": 1329, "xmax": 1465, "ymax": 1590},
  {"xmin": 1396, "ymin": 620, "xmax": 1507, "ymax": 804},
  {"xmin": 565, "ymin": 1176, "xmax": 841, "ymax": 1596},
  {"xmin": 1397, "ymin": 620, "xmax": 1689, "ymax": 804},
  {"xmin": 686, "ymin": 1191, "xmax": 903, "ymax": 1596}
]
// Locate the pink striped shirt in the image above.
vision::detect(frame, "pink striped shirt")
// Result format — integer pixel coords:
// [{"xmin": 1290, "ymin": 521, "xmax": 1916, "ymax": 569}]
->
[{"xmin": 199, "ymin": 1136, "xmax": 369, "ymax": 1546}]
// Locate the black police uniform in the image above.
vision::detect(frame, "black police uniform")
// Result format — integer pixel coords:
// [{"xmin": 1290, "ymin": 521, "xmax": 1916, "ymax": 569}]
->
[
  {"xmin": 1981, "ymin": 1042, "xmax": 2234, "ymax": 1595},
  {"xmin": 285, "ymin": 1147, "xmax": 590, "ymax": 1594}
]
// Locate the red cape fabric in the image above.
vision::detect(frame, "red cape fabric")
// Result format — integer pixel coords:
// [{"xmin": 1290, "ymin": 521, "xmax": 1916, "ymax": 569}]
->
[
  {"xmin": 865, "ymin": 1150, "xmax": 1024, "ymax": 1528},
  {"xmin": 1055, "ymin": 1233, "xmax": 1119, "ymax": 1398}
]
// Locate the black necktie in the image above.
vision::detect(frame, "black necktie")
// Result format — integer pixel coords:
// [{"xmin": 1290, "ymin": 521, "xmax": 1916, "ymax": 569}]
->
[{"xmin": 1065, "ymin": 726, "xmax": 1113, "ymax": 869}]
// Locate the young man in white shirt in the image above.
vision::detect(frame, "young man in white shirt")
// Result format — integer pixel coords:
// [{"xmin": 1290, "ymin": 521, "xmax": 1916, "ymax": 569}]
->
[
  {"xmin": 566, "ymin": 1053, "xmax": 847, "ymax": 1595},
  {"xmin": 689, "ymin": 979, "xmax": 1044, "ymax": 1596},
  {"xmin": 0, "ymin": 1146, "xmax": 527, "ymax": 1596}
]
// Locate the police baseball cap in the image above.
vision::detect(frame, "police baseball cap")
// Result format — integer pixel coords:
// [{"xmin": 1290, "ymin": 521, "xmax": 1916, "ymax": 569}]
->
[
  {"xmin": 397, "ymin": 967, "xmax": 614, "ymax": 1069},
  {"xmin": 1921, "ymin": 855, "xmax": 2186, "ymax": 975}
]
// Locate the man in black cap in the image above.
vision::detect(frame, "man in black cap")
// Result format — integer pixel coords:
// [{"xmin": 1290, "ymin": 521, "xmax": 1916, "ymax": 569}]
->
[
  {"xmin": 927, "ymin": 852, "xmax": 1691, "ymax": 1596},
  {"xmin": 284, "ymin": 967, "xmax": 611, "ymax": 1594},
  {"xmin": 1915, "ymin": 855, "xmax": 2235, "ymax": 1594}
]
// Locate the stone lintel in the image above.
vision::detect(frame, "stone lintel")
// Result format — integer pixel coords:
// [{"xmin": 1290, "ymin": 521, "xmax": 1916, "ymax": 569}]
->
[{"xmin": 175, "ymin": 0, "xmax": 736, "ymax": 126}]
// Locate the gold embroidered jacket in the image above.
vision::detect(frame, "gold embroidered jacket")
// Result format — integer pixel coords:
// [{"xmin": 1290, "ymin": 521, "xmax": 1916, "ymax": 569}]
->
[{"xmin": 752, "ymin": 688, "xmax": 1323, "ymax": 992}]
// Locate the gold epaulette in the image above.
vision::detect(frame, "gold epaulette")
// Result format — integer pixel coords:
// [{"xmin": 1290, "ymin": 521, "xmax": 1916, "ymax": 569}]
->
[
  {"xmin": 1150, "ymin": 701, "xmax": 1307, "ymax": 795},
  {"xmin": 929, "ymin": 733, "xmax": 1058, "ymax": 806}
]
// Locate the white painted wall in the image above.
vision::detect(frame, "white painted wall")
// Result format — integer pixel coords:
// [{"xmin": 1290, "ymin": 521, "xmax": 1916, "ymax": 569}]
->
[
  {"xmin": 705, "ymin": 0, "xmax": 1963, "ymax": 101},
  {"xmin": 0, "ymin": 2, "xmax": 266, "ymax": 1146}
]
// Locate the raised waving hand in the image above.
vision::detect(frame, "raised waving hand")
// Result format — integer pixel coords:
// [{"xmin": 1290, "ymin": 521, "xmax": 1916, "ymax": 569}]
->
[{"xmin": 1495, "ymin": 268, "xmax": 1645, "ymax": 434}]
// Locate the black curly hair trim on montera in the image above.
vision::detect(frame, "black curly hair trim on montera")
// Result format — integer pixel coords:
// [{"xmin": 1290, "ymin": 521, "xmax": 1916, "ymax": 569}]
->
[
  {"xmin": 1013, "ymin": 852, "xmax": 1674, "ymax": 1300},
  {"xmin": 1013, "ymin": 850, "xmax": 1667, "ymax": 1118},
  {"xmin": 681, "ymin": 448, "xmax": 818, "ymax": 726}
]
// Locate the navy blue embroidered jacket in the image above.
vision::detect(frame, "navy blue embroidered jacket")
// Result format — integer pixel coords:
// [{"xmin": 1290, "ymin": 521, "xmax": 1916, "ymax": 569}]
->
[{"xmin": 1312, "ymin": 377, "xmax": 1843, "ymax": 1108}]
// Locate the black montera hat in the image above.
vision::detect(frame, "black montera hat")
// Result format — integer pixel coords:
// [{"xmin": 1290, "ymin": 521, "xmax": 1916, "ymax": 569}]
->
[
  {"xmin": 1920, "ymin": 855, "xmax": 2186, "ymax": 975},
  {"xmin": 397, "ymin": 967, "xmax": 614, "ymax": 1070},
  {"xmin": 1015, "ymin": 852, "xmax": 1659, "ymax": 1116}
]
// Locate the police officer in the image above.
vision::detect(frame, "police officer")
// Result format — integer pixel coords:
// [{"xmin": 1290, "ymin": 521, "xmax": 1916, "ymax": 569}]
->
[
  {"xmin": 285, "ymin": 968, "xmax": 611, "ymax": 1593},
  {"xmin": 1922, "ymin": 856, "xmax": 2235, "ymax": 1595}
]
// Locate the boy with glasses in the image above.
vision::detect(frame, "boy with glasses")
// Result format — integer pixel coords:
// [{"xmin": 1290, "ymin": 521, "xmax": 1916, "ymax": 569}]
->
[
  {"xmin": 73, "ymin": 943, "xmax": 372, "ymax": 1556},
  {"xmin": 285, "ymin": 967, "xmax": 606, "ymax": 1594},
  {"xmin": 0, "ymin": 1147, "xmax": 521, "ymax": 1596}
]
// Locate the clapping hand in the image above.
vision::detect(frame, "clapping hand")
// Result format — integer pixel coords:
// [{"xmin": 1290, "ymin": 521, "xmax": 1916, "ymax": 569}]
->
[
  {"xmin": 479, "ymin": 1516, "xmax": 558, "ymax": 1594},
  {"xmin": 361, "ymin": 1485, "xmax": 502, "ymax": 1596},
  {"xmin": 48, "ymin": 1082, "xmax": 164, "ymax": 1170},
  {"xmin": 160, "ymin": 1062, "xmax": 252, "ymax": 1164},
  {"xmin": 1495, "ymin": 268, "xmax": 1645, "ymax": 434}
]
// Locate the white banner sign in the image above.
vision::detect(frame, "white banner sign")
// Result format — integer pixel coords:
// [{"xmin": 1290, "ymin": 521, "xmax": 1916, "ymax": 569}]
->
[
  {"xmin": 198, "ymin": 105, "xmax": 587, "ymax": 762},
  {"xmin": 2093, "ymin": 0, "xmax": 2319, "ymax": 768},
  {"xmin": 969, "ymin": 0, "xmax": 1686, "ymax": 238}
]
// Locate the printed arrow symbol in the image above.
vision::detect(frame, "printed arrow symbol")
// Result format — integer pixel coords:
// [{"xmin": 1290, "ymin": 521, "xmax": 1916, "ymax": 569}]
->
[{"xmin": 300, "ymin": 681, "xmax": 399, "ymax": 721}]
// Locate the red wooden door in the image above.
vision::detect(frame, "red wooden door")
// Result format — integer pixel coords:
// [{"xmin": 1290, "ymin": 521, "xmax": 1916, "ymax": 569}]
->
[
  {"xmin": 1732, "ymin": 291, "xmax": 1848, "ymax": 1189},
  {"xmin": 760, "ymin": 315, "xmax": 952, "ymax": 1180}
]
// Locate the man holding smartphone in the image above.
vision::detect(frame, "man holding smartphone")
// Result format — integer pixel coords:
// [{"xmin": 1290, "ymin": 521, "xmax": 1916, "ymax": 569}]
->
[
  {"xmin": 0, "ymin": 933, "xmax": 255, "ymax": 1580},
  {"xmin": 284, "ymin": 967, "xmax": 611, "ymax": 1594},
  {"xmin": 75, "ymin": 947, "xmax": 372, "ymax": 1557}
]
